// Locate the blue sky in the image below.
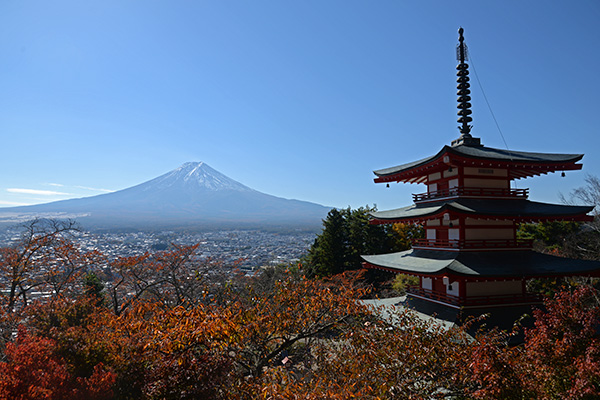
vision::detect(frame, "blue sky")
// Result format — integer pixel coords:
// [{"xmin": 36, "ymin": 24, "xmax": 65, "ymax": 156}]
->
[{"xmin": 1, "ymin": 1, "xmax": 599, "ymax": 211}]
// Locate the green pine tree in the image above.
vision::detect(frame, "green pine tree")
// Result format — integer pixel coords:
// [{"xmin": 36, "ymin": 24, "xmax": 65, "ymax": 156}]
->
[{"xmin": 304, "ymin": 207, "xmax": 400, "ymax": 278}]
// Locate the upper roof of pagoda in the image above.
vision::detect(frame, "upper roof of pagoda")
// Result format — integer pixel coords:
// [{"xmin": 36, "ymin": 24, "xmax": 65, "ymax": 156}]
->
[
  {"xmin": 373, "ymin": 28, "xmax": 585, "ymax": 184},
  {"xmin": 373, "ymin": 143, "xmax": 584, "ymax": 184}
]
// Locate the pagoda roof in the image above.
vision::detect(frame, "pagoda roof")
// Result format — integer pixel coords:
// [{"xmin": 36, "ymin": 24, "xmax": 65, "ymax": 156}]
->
[
  {"xmin": 362, "ymin": 249, "xmax": 600, "ymax": 278},
  {"xmin": 374, "ymin": 144, "xmax": 584, "ymax": 183},
  {"xmin": 370, "ymin": 198, "xmax": 593, "ymax": 224}
]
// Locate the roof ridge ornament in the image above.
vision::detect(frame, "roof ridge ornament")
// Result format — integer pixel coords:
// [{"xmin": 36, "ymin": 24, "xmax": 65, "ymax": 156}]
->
[{"xmin": 451, "ymin": 27, "xmax": 481, "ymax": 147}]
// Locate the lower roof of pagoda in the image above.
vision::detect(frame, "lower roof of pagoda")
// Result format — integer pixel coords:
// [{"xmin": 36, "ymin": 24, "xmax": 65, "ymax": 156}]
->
[
  {"xmin": 362, "ymin": 249, "xmax": 600, "ymax": 278},
  {"xmin": 369, "ymin": 198, "xmax": 593, "ymax": 224},
  {"xmin": 373, "ymin": 144, "xmax": 584, "ymax": 183}
]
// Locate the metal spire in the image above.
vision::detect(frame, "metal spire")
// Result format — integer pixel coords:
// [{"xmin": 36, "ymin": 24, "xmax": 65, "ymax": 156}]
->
[
  {"xmin": 456, "ymin": 27, "xmax": 472, "ymax": 136},
  {"xmin": 451, "ymin": 27, "xmax": 480, "ymax": 147}
]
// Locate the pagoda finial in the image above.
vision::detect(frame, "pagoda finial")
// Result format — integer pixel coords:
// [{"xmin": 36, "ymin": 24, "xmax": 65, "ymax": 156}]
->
[
  {"xmin": 452, "ymin": 27, "xmax": 480, "ymax": 147},
  {"xmin": 456, "ymin": 27, "xmax": 472, "ymax": 137}
]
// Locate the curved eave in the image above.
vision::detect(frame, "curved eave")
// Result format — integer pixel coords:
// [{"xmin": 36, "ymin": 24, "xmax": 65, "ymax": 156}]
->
[
  {"xmin": 362, "ymin": 249, "xmax": 600, "ymax": 278},
  {"xmin": 369, "ymin": 204, "xmax": 444, "ymax": 224},
  {"xmin": 373, "ymin": 147, "xmax": 449, "ymax": 184},
  {"xmin": 373, "ymin": 146, "xmax": 584, "ymax": 183},
  {"xmin": 369, "ymin": 200, "xmax": 594, "ymax": 225}
]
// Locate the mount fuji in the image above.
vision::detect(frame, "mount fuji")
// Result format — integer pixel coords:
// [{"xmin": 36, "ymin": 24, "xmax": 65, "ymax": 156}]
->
[{"xmin": 0, "ymin": 162, "xmax": 330, "ymax": 231}]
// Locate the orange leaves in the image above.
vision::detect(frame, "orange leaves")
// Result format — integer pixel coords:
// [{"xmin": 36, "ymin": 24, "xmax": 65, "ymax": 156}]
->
[
  {"xmin": 86, "ymin": 299, "xmax": 234, "ymax": 398},
  {"xmin": 0, "ymin": 219, "xmax": 86, "ymax": 315},
  {"xmin": 221, "ymin": 275, "xmax": 368, "ymax": 379},
  {"xmin": 0, "ymin": 326, "xmax": 115, "ymax": 400},
  {"xmin": 106, "ymin": 243, "xmax": 212, "ymax": 315},
  {"xmin": 2, "ymin": 228, "xmax": 600, "ymax": 399},
  {"xmin": 308, "ymin": 312, "xmax": 469, "ymax": 398},
  {"xmin": 466, "ymin": 331, "xmax": 526, "ymax": 399},
  {"xmin": 518, "ymin": 286, "xmax": 600, "ymax": 399}
]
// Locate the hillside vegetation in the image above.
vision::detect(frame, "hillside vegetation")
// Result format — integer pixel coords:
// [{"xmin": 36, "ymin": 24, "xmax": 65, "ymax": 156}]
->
[{"xmin": 0, "ymin": 218, "xmax": 599, "ymax": 399}]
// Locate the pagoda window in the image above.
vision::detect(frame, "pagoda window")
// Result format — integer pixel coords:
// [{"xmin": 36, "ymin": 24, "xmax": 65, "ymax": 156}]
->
[
  {"xmin": 421, "ymin": 277, "xmax": 432, "ymax": 290},
  {"xmin": 426, "ymin": 219, "xmax": 440, "ymax": 226},
  {"xmin": 426, "ymin": 229, "xmax": 436, "ymax": 241},
  {"xmin": 428, "ymin": 182, "xmax": 438, "ymax": 193},
  {"xmin": 449, "ymin": 228, "xmax": 460, "ymax": 241}
]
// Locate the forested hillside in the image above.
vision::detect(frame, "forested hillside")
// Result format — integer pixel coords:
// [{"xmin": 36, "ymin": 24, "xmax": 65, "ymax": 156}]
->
[{"xmin": 0, "ymin": 218, "xmax": 599, "ymax": 399}]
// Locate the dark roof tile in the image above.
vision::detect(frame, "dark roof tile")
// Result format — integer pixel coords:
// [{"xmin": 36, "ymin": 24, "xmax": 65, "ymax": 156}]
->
[
  {"xmin": 374, "ymin": 144, "xmax": 584, "ymax": 178},
  {"xmin": 370, "ymin": 199, "xmax": 593, "ymax": 221},
  {"xmin": 362, "ymin": 249, "xmax": 600, "ymax": 277}
]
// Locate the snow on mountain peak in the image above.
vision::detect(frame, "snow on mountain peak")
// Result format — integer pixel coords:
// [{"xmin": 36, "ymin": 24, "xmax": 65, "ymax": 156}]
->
[
  {"xmin": 0, "ymin": 160, "xmax": 330, "ymax": 230},
  {"xmin": 143, "ymin": 162, "xmax": 253, "ymax": 192}
]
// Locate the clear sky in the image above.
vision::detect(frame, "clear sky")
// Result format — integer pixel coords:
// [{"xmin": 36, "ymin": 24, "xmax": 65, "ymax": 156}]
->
[{"xmin": 1, "ymin": 1, "xmax": 599, "ymax": 211}]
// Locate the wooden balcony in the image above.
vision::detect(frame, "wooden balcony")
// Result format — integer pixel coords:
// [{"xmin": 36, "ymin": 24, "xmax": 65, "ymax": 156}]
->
[
  {"xmin": 412, "ymin": 187, "xmax": 528, "ymax": 203},
  {"xmin": 407, "ymin": 286, "xmax": 543, "ymax": 308},
  {"xmin": 412, "ymin": 238, "xmax": 533, "ymax": 251}
]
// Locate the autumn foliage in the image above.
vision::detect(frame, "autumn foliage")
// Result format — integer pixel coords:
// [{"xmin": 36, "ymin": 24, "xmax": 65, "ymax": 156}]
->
[
  {"xmin": 1, "ymin": 220, "xmax": 599, "ymax": 399},
  {"xmin": 0, "ymin": 326, "xmax": 115, "ymax": 400}
]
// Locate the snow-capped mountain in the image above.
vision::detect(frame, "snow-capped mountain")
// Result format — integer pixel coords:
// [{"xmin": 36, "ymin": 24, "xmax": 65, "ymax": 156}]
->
[
  {"xmin": 139, "ymin": 162, "xmax": 253, "ymax": 193},
  {"xmin": 0, "ymin": 162, "xmax": 330, "ymax": 231}
]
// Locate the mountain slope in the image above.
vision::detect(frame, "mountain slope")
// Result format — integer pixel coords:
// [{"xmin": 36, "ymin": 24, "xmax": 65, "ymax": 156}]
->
[{"xmin": 0, "ymin": 162, "xmax": 330, "ymax": 230}]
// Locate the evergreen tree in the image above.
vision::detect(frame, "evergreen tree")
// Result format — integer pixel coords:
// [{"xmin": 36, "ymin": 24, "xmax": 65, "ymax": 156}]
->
[
  {"xmin": 518, "ymin": 221, "xmax": 581, "ymax": 251},
  {"xmin": 83, "ymin": 272, "xmax": 105, "ymax": 305},
  {"xmin": 305, "ymin": 208, "xmax": 349, "ymax": 278},
  {"xmin": 304, "ymin": 207, "xmax": 401, "ymax": 278}
]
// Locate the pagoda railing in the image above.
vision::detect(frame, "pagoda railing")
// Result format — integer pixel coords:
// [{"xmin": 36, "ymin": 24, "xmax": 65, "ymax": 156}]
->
[
  {"xmin": 407, "ymin": 286, "xmax": 543, "ymax": 307},
  {"xmin": 412, "ymin": 187, "xmax": 528, "ymax": 202},
  {"xmin": 412, "ymin": 238, "xmax": 533, "ymax": 250}
]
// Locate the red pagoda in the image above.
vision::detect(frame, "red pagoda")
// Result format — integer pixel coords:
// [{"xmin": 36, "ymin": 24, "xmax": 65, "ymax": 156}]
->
[{"xmin": 362, "ymin": 28, "xmax": 600, "ymax": 318}]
